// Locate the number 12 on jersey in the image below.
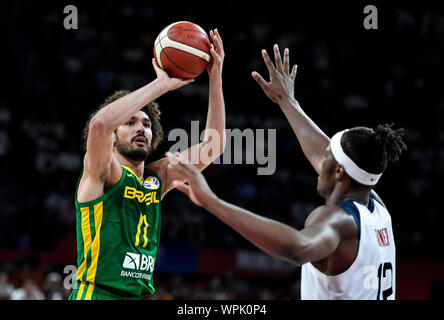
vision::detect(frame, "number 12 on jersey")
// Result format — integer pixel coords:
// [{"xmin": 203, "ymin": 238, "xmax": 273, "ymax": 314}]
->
[{"xmin": 363, "ymin": 262, "xmax": 394, "ymax": 300}]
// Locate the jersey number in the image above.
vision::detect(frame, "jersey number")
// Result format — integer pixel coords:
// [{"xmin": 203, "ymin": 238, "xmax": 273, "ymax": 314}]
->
[
  {"xmin": 135, "ymin": 213, "xmax": 149, "ymax": 248},
  {"xmin": 377, "ymin": 262, "xmax": 393, "ymax": 300}
]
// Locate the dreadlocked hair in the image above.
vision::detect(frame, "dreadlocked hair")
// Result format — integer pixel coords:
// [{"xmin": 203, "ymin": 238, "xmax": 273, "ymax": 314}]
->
[
  {"xmin": 340, "ymin": 123, "xmax": 407, "ymax": 174},
  {"xmin": 82, "ymin": 90, "xmax": 164, "ymax": 151}
]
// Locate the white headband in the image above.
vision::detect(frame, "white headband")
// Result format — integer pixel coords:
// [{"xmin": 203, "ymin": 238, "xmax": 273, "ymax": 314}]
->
[{"xmin": 330, "ymin": 130, "xmax": 382, "ymax": 186}]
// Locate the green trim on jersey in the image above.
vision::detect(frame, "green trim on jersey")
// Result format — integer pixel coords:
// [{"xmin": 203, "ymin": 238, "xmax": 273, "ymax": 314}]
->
[{"xmin": 71, "ymin": 166, "xmax": 162, "ymax": 299}]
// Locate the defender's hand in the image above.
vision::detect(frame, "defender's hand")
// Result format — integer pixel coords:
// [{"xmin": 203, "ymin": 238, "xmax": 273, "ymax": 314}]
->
[
  {"xmin": 166, "ymin": 152, "xmax": 218, "ymax": 207},
  {"xmin": 252, "ymin": 44, "xmax": 298, "ymax": 104},
  {"xmin": 152, "ymin": 58, "xmax": 194, "ymax": 91}
]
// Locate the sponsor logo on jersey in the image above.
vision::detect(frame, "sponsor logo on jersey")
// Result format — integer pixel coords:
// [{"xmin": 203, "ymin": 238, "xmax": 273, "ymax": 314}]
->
[
  {"xmin": 120, "ymin": 252, "xmax": 155, "ymax": 281},
  {"xmin": 143, "ymin": 176, "xmax": 159, "ymax": 190},
  {"xmin": 123, "ymin": 252, "xmax": 140, "ymax": 270},
  {"xmin": 122, "ymin": 252, "xmax": 155, "ymax": 272}
]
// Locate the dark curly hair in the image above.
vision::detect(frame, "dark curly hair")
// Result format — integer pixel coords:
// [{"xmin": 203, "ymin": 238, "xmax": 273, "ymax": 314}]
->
[
  {"xmin": 82, "ymin": 90, "xmax": 164, "ymax": 151},
  {"xmin": 340, "ymin": 123, "xmax": 407, "ymax": 175}
]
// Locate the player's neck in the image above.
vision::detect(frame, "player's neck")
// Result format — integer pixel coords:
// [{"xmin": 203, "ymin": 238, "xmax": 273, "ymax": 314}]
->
[
  {"xmin": 114, "ymin": 152, "xmax": 145, "ymax": 180},
  {"xmin": 326, "ymin": 182, "xmax": 371, "ymax": 207}
]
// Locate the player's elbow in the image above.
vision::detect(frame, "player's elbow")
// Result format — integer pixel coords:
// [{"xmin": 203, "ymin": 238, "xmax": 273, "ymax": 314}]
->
[
  {"xmin": 281, "ymin": 241, "xmax": 311, "ymax": 266},
  {"xmin": 89, "ymin": 114, "xmax": 111, "ymax": 135}
]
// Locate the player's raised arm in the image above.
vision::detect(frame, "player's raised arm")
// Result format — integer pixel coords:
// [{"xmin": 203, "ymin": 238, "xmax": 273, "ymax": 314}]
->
[
  {"xmin": 78, "ymin": 61, "xmax": 193, "ymax": 202},
  {"xmin": 153, "ymin": 29, "xmax": 226, "ymax": 199},
  {"xmin": 252, "ymin": 45, "xmax": 388, "ymax": 206},
  {"xmin": 182, "ymin": 29, "xmax": 226, "ymax": 170},
  {"xmin": 252, "ymin": 44, "xmax": 330, "ymax": 175}
]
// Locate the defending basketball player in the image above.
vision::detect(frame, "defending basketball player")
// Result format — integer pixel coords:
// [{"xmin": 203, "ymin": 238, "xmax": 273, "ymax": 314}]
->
[
  {"xmin": 69, "ymin": 29, "xmax": 225, "ymax": 300},
  {"xmin": 167, "ymin": 44, "xmax": 406, "ymax": 300}
]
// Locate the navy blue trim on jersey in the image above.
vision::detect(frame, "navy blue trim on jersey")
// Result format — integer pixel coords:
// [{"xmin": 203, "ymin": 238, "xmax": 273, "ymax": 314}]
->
[
  {"xmin": 368, "ymin": 197, "xmax": 375, "ymax": 213},
  {"xmin": 337, "ymin": 200, "xmax": 361, "ymax": 236},
  {"xmin": 353, "ymin": 197, "xmax": 375, "ymax": 214}
]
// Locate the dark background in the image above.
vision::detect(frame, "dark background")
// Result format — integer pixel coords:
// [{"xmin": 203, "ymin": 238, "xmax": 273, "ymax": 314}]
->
[{"xmin": 1, "ymin": 0, "xmax": 444, "ymax": 300}]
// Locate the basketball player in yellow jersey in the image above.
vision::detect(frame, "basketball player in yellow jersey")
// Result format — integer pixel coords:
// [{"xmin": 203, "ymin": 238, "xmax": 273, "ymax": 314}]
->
[{"xmin": 69, "ymin": 29, "xmax": 225, "ymax": 300}]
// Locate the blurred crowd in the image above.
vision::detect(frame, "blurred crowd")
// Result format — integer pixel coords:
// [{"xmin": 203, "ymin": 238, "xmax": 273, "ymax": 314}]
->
[
  {"xmin": 0, "ymin": 261, "xmax": 442, "ymax": 300},
  {"xmin": 0, "ymin": 267, "xmax": 68, "ymax": 300},
  {"xmin": 2, "ymin": 2, "xmax": 444, "ymax": 299},
  {"xmin": 0, "ymin": 260, "xmax": 301, "ymax": 300}
]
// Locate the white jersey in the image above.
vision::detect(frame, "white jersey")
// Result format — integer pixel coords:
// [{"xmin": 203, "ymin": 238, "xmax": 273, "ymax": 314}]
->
[{"xmin": 301, "ymin": 197, "xmax": 396, "ymax": 300}]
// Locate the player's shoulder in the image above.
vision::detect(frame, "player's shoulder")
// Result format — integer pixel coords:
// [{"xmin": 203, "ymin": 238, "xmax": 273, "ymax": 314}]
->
[
  {"xmin": 81, "ymin": 155, "xmax": 122, "ymax": 184},
  {"xmin": 305, "ymin": 204, "xmax": 353, "ymax": 228},
  {"xmin": 305, "ymin": 204, "xmax": 359, "ymax": 239}
]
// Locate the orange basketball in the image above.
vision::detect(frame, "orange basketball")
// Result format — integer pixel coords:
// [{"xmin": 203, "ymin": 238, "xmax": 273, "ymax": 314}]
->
[{"xmin": 153, "ymin": 21, "xmax": 211, "ymax": 79}]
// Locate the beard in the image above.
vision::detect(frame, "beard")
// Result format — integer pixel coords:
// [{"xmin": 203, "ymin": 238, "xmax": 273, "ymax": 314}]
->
[{"xmin": 116, "ymin": 135, "xmax": 151, "ymax": 162}]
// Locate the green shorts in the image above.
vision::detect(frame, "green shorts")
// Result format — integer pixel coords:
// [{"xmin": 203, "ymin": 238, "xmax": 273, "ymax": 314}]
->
[{"xmin": 68, "ymin": 282, "xmax": 149, "ymax": 300}]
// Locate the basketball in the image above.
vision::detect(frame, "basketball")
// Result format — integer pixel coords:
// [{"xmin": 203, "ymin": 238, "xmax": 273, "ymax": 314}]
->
[{"xmin": 153, "ymin": 21, "xmax": 211, "ymax": 79}]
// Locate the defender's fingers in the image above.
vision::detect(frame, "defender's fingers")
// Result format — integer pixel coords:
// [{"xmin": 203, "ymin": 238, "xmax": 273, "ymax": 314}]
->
[
  {"xmin": 273, "ymin": 44, "xmax": 283, "ymax": 73},
  {"xmin": 251, "ymin": 71, "xmax": 268, "ymax": 89},
  {"xmin": 178, "ymin": 159, "xmax": 199, "ymax": 174},
  {"xmin": 283, "ymin": 48, "xmax": 290, "ymax": 75},
  {"xmin": 172, "ymin": 180, "xmax": 191, "ymax": 196},
  {"xmin": 262, "ymin": 49, "xmax": 277, "ymax": 74},
  {"xmin": 166, "ymin": 151, "xmax": 197, "ymax": 174},
  {"xmin": 166, "ymin": 151, "xmax": 184, "ymax": 165},
  {"xmin": 167, "ymin": 163, "xmax": 189, "ymax": 179}
]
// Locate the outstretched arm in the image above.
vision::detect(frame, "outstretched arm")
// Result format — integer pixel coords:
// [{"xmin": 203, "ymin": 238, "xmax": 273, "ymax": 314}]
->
[
  {"xmin": 252, "ymin": 44, "xmax": 329, "ymax": 175},
  {"xmin": 166, "ymin": 153, "xmax": 346, "ymax": 265}
]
